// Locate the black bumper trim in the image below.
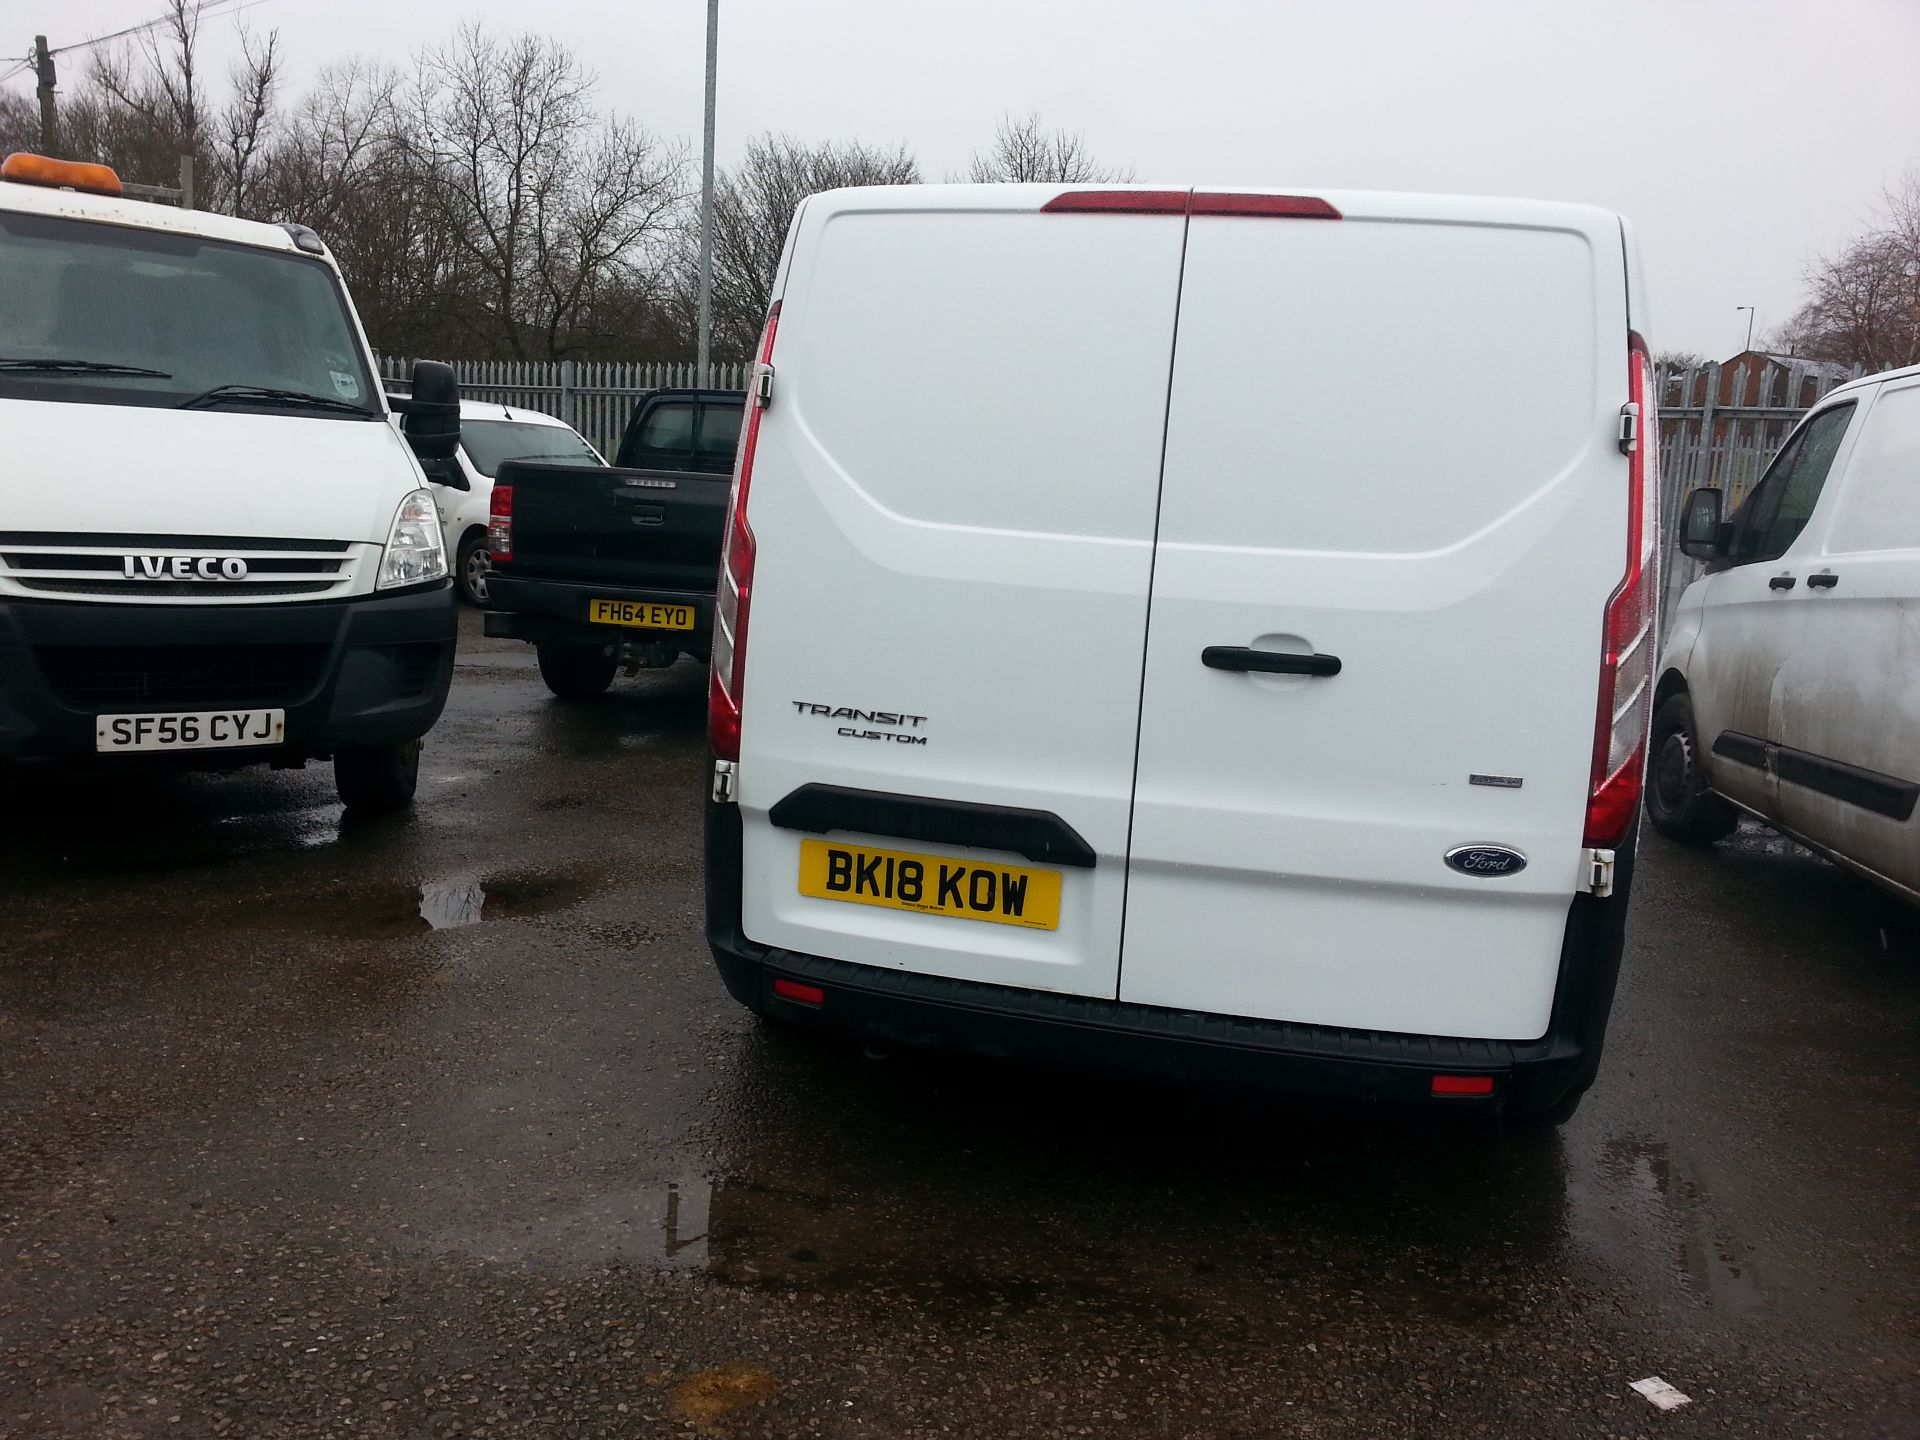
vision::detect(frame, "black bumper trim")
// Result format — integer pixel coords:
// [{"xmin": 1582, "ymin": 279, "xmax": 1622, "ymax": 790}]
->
[
  {"xmin": 704, "ymin": 799, "xmax": 1634, "ymax": 1114},
  {"xmin": 769, "ymin": 784, "xmax": 1098, "ymax": 868},
  {"xmin": 484, "ymin": 574, "xmax": 713, "ymax": 653},
  {"xmin": 0, "ymin": 584, "xmax": 456, "ymax": 762}
]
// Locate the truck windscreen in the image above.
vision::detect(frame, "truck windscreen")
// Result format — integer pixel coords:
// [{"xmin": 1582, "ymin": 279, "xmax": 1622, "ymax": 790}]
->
[{"xmin": 0, "ymin": 210, "xmax": 378, "ymax": 416}]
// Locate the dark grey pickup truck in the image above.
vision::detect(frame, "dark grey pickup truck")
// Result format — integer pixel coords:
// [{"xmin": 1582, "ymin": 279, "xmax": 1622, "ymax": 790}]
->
[{"xmin": 482, "ymin": 388, "xmax": 744, "ymax": 698}]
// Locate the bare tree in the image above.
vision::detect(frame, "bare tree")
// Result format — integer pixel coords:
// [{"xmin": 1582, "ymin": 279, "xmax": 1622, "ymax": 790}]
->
[
  {"xmin": 965, "ymin": 111, "xmax": 1131, "ymax": 184},
  {"xmin": 409, "ymin": 25, "xmax": 688, "ymax": 359},
  {"xmin": 694, "ymin": 133, "xmax": 919, "ymax": 357},
  {"xmin": 0, "ymin": 92, "xmax": 37, "ymax": 153},
  {"xmin": 1774, "ymin": 172, "xmax": 1920, "ymax": 372},
  {"xmin": 254, "ymin": 60, "xmax": 462, "ymax": 353},
  {"xmin": 219, "ymin": 29, "xmax": 282, "ymax": 219},
  {"xmin": 48, "ymin": 1, "xmax": 276, "ymax": 215}
]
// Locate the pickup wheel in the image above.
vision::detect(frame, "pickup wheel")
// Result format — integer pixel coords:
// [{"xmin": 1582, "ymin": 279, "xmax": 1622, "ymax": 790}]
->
[
  {"xmin": 537, "ymin": 642, "xmax": 618, "ymax": 700},
  {"xmin": 335, "ymin": 739, "xmax": 422, "ymax": 816},
  {"xmin": 455, "ymin": 531, "xmax": 491, "ymax": 606},
  {"xmin": 1645, "ymin": 692, "xmax": 1739, "ymax": 844}
]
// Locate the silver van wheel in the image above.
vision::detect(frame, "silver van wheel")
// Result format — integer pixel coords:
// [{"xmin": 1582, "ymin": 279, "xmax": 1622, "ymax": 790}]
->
[{"xmin": 456, "ymin": 534, "xmax": 490, "ymax": 606}]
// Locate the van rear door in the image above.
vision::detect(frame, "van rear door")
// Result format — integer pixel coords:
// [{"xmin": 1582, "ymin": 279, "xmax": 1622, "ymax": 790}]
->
[
  {"xmin": 1120, "ymin": 195, "xmax": 1631, "ymax": 1040},
  {"xmin": 734, "ymin": 188, "xmax": 1186, "ymax": 998}
]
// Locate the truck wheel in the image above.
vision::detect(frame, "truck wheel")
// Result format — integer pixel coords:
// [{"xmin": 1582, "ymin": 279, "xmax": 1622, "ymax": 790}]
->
[
  {"xmin": 1645, "ymin": 692, "xmax": 1739, "ymax": 844},
  {"xmin": 335, "ymin": 739, "xmax": 422, "ymax": 816},
  {"xmin": 455, "ymin": 532, "xmax": 491, "ymax": 606},
  {"xmin": 537, "ymin": 642, "xmax": 618, "ymax": 700}
]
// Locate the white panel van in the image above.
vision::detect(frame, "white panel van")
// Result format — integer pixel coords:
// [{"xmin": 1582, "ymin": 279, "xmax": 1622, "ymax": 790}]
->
[
  {"xmin": 1653, "ymin": 365, "xmax": 1920, "ymax": 905},
  {"xmin": 704, "ymin": 184, "xmax": 1658, "ymax": 1123}
]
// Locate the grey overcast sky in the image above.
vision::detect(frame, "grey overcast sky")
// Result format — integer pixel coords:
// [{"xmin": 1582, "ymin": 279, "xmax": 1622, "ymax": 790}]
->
[{"xmin": 11, "ymin": 0, "xmax": 1920, "ymax": 356}]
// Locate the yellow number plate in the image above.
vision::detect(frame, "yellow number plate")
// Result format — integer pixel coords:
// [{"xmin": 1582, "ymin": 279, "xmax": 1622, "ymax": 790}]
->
[
  {"xmin": 588, "ymin": 599, "xmax": 696, "ymax": 630},
  {"xmin": 797, "ymin": 839, "xmax": 1062, "ymax": 931}
]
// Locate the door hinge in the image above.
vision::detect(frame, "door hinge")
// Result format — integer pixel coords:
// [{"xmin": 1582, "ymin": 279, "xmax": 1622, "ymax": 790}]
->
[
  {"xmin": 1618, "ymin": 402, "xmax": 1640, "ymax": 455},
  {"xmin": 712, "ymin": 759, "xmax": 738, "ymax": 804},
  {"xmin": 756, "ymin": 364, "xmax": 775, "ymax": 408},
  {"xmin": 1581, "ymin": 846, "xmax": 1616, "ymax": 897}
]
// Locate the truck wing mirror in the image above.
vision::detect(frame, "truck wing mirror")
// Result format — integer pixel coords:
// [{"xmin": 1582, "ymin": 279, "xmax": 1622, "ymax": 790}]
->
[
  {"xmin": 1678, "ymin": 487, "xmax": 1725, "ymax": 560},
  {"xmin": 394, "ymin": 360, "xmax": 461, "ymax": 462}
]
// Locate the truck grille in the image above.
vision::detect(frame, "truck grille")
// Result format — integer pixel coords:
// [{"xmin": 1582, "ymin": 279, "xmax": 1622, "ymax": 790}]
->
[
  {"xmin": 0, "ymin": 532, "xmax": 356, "ymax": 602},
  {"xmin": 34, "ymin": 644, "xmax": 332, "ymax": 710}
]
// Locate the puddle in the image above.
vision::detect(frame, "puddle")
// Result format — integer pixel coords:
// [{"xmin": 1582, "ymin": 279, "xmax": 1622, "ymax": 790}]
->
[
  {"xmin": 419, "ymin": 878, "xmax": 487, "ymax": 929},
  {"xmin": 261, "ymin": 865, "xmax": 604, "ymax": 937},
  {"xmin": 436, "ymin": 1177, "xmax": 712, "ymax": 1269},
  {"xmin": 1596, "ymin": 1135, "xmax": 1765, "ymax": 1316},
  {"xmin": 416, "ymin": 870, "xmax": 602, "ymax": 929}
]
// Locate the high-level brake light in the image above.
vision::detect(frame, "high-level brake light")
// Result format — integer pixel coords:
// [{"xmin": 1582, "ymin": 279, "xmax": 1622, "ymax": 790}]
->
[{"xmin": 1042, "ymin": 189, "xmax": 1342, "ymax": 219}]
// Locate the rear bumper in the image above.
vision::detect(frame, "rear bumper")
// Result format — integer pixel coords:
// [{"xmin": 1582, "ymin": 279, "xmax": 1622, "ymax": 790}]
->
[
  {"xmin": 484, "ymin": 573, "xmax": 713, "ymax": 657},
  {"xmin": 0, "ymin": 583, "xmax": 456, "ymax": 764},
  {"xmin": 705, "ymin": 799, "xmax": 1634, "ymax": 1114}
]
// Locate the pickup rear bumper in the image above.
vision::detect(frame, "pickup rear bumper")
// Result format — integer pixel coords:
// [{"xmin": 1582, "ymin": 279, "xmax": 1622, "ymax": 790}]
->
[
  {"xmin": 485, "ymin": 573, "xmax": 713, "ymax": 660},
  {"xmin": 704, "ymin": 798, "xmax": 1635, "ymax": 1118}
]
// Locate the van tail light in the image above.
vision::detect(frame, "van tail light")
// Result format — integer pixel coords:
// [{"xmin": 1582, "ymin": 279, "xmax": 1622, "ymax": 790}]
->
[
  {"xmin": 709, "ymin": 300, "xmax": 782, "ymax": 762},
  {"xmin": 1585, "ymin": 335, "xmax": 1661, "ymax": 847},
  {"xmin": 486, "ymin": 483, "xmax": 514, "ymax": 565}
]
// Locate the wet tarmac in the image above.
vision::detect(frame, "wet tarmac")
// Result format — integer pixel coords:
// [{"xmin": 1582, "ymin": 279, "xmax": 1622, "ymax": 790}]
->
[{"xmin": 2, "ymin": 610, "xmax": 1915, "ymax": 1438}]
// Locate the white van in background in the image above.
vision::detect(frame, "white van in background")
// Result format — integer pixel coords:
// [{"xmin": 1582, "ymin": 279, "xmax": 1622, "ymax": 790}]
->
[
  {"xmin": 426, "ymin": 400, "xmax": 605, "ymax": 605},
  {"xmin": 1652, "ymin": 365, "xmax": 1920, "ymax": 905},
  {"xmin": 0, "ymin": 153, "xmax": 462, "ymax": 814},
  {"xmin": 704, "ymin": 184, "xmax": 1659, "ymax": 1124}
]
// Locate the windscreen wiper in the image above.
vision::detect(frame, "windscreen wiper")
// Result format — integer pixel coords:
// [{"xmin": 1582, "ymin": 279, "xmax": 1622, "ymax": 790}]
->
[
  {"xmin": 177, "ymin": 384, "xmax": 371, "ymax": 415},
  {"xmin": 0, "ymin": 358, "xmax": 173, "ymax": 378}
]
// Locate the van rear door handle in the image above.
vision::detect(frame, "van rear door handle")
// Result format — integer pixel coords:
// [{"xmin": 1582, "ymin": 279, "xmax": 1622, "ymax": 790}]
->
[
  {"xmin": 1202, "ymin": 646, "xmax": 1342, "ymax": 677},
  {"xmin": 1768, "ymin": 575, "xmax": 1797, "ymax": 591},
  {"xmin": 1806, "ymin": 571, "xmax": 1839, "ymax": 589}
]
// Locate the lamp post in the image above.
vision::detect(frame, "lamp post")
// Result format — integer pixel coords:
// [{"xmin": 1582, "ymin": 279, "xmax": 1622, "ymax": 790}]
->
[
  {"xmin": 1735, "ymin": 305, "xmax": 1755, "ymax": 354},
  {"xmin": 696, "ymin": 0, "xmax": 718, "ymax": 389}
]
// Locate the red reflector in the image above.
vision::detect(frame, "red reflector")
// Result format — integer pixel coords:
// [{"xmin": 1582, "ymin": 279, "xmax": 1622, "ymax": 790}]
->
[
  {"xmin": 1041, "ymin": 189, "xmax": 1190, "ymax": 214},
  {"xmin": 1431, "ymin": 1075, "xmax": 1495, "ymax": 1097},
  {"xmin": 1190, "ymin": 192, "xmax": 1342, "ymax": 219},
  {"xmin": 771, "ymin": 978, "xmax": 824, "ymax": 1006}
]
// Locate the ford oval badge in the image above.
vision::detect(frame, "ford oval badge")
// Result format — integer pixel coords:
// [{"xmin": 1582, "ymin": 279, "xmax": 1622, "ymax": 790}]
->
[{"xmin": 1444, "ymin": 844, "xmax": 1528, "ymax": 878}]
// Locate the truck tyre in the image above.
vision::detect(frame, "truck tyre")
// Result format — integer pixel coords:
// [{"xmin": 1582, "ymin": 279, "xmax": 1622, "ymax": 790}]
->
[
  {"xmin": 537, "ymin": 642, "xmax": 618, "ymax": 700},
  {"xmin": 335, "ymin": 739, "xmax": 422, "ymax": 816},
  {"xmin": 455, "ymin": 531, "xmax": 490, "ymax": 606},
  {"xmin": 1645, "ymin": 692, "xmax": 1739, "ymax": 844}
]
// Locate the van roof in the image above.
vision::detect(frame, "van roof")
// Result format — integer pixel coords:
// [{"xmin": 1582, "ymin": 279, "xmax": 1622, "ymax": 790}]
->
[
  {"xmin": 0, "ymin": 173, "xmax": 321, "ymax": 262},
  {"xmin": 801, "ymin": 182, "xmax": 1626, "ymax": 235},
  {"xmin": 1819, "ymin": 360, "xmax": 1919, "ymax": 402}
]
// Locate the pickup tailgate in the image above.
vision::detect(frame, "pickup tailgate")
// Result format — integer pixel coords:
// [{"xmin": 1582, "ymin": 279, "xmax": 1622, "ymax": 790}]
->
[{"xmin": 493, "ymin": 460, "xmax": 727, "ymax": 590}]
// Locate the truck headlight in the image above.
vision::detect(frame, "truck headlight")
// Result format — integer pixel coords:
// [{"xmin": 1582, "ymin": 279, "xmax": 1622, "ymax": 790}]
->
[{"xmin": 376, "ymin": 488, "xmax": 449, "ymax": 590}]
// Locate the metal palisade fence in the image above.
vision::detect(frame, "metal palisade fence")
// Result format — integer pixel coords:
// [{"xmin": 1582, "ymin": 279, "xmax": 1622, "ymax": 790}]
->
[
  {"xmin": 384, "ymin": 351, "xmax": 1870, "ymax": 620},
  {"xmin": 377, "ymin": 357, "xmax": 751, "ymax": 461}
]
